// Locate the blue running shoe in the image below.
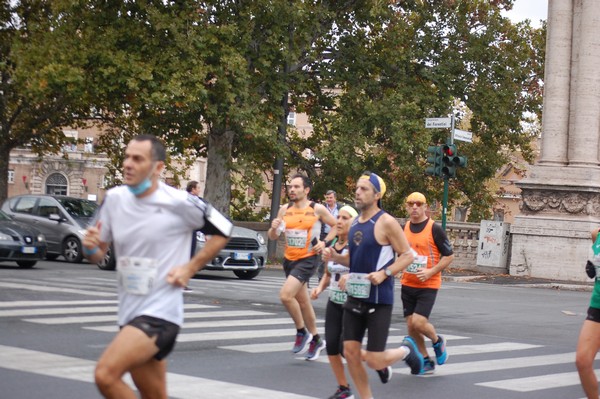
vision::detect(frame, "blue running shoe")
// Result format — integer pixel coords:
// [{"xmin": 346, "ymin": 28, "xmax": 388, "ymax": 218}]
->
[
  {"xmin": 292, "ymin": 331, "xmax": 312, "ymax": 354},
  {"xmin": 421, "ymin": 358, "xmax": 435, "ymax": 375},
  {"xmin": 433, "ymin": 335, "xmax": 448, "ymax": 365},
  {"xmin": 401, "ymin": 336, "xmax": 424, "ymax": 375},
  {"xmin": 305, "ymin": 337, "xmax": 325, "ymax": 361}
]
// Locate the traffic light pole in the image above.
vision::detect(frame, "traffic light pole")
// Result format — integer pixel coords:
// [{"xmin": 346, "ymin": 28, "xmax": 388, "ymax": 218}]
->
[{"xmin": 441, "ymin": 114, "xmax": 455, "ymax": 230}]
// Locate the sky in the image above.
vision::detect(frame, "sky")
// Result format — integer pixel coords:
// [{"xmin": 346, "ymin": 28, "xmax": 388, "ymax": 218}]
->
[{"xmin": 505, "ymin": 0, "xmax": 548, "ymax": 27}]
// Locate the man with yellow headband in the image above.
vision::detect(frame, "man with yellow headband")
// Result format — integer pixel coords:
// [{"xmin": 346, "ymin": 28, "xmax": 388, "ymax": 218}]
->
[
  {"xmin": 332, "ymin": 172, "xmax": 423, "ymax": 399},
  {"xmin": 402, "ymin": 192, "xmax": 454, "ymax": 375}
]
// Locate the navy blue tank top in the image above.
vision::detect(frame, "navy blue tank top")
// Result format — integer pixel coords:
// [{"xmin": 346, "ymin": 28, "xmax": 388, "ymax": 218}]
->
[{"xmin": 348, "ymin": 210, "xmax": 395, "ymax": 304}]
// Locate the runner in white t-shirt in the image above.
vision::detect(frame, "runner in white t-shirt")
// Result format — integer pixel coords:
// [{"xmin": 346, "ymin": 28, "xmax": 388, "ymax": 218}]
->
[{"xmin": 82, "ymin": 135, "xmax": 232, "ymax": 399}]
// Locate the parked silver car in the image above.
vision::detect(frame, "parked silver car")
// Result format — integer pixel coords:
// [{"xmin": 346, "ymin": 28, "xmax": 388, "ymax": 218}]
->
[
  {"xmin": 195, "ymin": 226, "xmax": 267, "ymax": 279},
  {"xmin": 1, "ymin": 195, "xmax": 98, "ymax": 263}
]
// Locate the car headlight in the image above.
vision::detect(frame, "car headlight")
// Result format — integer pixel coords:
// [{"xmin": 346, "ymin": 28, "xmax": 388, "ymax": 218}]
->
[
  {"xmin": 256, "ymin": 233, "xmax": 265, "ymax": 245},
  {"xmin": 38, "ymin": 234, "xmax": 46, "ymax": 242},
  {"xmin": 196, "ymin": 232, "xmax": 206, "ymax": 242},
  {"xmin": 0, "ymin": 232, "xmax": 11, "ymax": 241}
]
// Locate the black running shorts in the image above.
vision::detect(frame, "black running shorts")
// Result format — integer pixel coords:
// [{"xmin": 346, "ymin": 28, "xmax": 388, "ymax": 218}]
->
[
  {"xmin": 124, "ymin": 315, "xmax": 180, "ymax": 361},
  {"xmin": 283, "ymin": 255, "xmax": 319, "ymax": 284},
  {"xmin": 401, "ymin": 285, "xmax": 438, "ymax": 319}
]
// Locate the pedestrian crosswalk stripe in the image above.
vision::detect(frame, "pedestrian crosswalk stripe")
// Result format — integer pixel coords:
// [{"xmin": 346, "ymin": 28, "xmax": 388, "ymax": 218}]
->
[
  {"xmin": 0, "ymin": 303, "xmax": 214, "ymax": 317},
  {"xmin": 386, "ymin": 334, "xmax": 469, "ymax": 344},
  {"xmin": 24, "ymin": 310, "xmax": 275, "ymax": 325},
  {"xmin": 183, "ymin": 317, "xmax": 301, "ymax": 329},
  {"xmin": 86, "ymin": 324, "xmax": 325, "ymax": 337},
  {"xmin": 0, "ymin": 281, "xmax": 116, "ymax": 297},
  {"xmin": 437, "ymin": 342, "xmax": 542, "ymax": 356},
  {"xmin": 220, "ymin": 334, "xmax": 472, "ymax": 354},
  {"xmin": 0, "ymin": 300, "xmax": 117, "ymax": 308},
  {"xmin": 396, "ymin": 352, "xmax": 587, "ymax": 376},
  {"xmin": 476, "ymin": 370, "xmax": 600, "ymax": 392},
  {"xmin": 0, "ymin": 344, "xmax": 318, "ymax": 399}
]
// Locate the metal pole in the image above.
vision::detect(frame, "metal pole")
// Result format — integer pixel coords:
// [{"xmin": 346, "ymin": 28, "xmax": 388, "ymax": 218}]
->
[
  {"xmin": 442, "ymin": 176, "xmax": 449, "ymax": 231},
  {"xmin": 267, "ymin": 92, "xmax": 289, "ymax": 259}
]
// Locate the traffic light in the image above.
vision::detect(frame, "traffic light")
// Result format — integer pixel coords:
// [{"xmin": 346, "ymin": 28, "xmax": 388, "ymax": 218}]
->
[
  {"xmin": 425, "ymin": 145, "xmax": 443, "ymax": 177},
  {"xmin": 441, "ymin": 144, "xmax": 457, "ymax": 178}
]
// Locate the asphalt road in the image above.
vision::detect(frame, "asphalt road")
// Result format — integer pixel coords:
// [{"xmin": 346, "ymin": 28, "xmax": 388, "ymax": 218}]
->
[{"xmin": 0, "ymin": 259, "xmax": 594, "ymax": 399}]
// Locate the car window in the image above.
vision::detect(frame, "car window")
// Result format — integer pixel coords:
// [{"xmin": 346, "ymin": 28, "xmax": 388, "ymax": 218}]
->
[
  {"xmin": 13, "ymin": 197, "xmax": 37, "ymax": 214},
  {"xmin": 56, "ymin": 197, "xmax": 98, "ymax": 218},
  {"xmin": 36, "ymin": 198, "xmax": 62, "ymax": 218},
  {"xmin": 0, "ymin": 210, "xmax": 11, "ymax": 221}
]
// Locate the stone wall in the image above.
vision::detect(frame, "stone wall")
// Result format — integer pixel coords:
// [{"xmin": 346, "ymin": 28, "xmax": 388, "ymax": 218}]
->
[{"xmin": 235, "ymin": 220, "xmax": 485, "ymax": 272}]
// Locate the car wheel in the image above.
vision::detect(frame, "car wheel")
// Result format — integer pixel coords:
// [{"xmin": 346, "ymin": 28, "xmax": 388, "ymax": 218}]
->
[
  {"xmin": 97, "ymin": 246, "xmax": 116, "ymax": 271},
  {"xmin": 45, "ymin": 254, "xmax": 60, "ymax": 261},
  {"xmin": 63, "ymin": 236, "xmax": 83, "ymax": 263},
  {"xmin": 233, "ymin": 270, "xmax": 260, "ymax": 280},
  {"xmin": 16, "ymin": 260, "xmax": 37, "ymax": 268}
]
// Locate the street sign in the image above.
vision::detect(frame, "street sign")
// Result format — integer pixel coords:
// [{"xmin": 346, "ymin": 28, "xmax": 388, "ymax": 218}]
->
[
  {"xmin": 425, "ymin": 118, "xmax": 452, "ymax": 129},
  {"xmin": 453, "ymin": 129, "xmax": 473, "ymax": 143}
]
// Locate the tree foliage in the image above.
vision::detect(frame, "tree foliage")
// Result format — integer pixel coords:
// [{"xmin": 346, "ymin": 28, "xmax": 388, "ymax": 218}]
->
[{"xmin": 2, "ymin": 0, "xmax": 545, "ymax": 222}]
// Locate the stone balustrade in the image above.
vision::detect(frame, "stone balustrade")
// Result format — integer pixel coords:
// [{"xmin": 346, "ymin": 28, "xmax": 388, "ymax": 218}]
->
[{"xmin": 236, "ymin": 219, "xmax": 484, "ymax": 271}]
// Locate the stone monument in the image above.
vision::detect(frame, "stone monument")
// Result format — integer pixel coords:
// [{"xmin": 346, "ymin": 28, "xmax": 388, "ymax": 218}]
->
[{"xmin": 510, "ymin": 0, "xmax": 600, "ymax": 281}]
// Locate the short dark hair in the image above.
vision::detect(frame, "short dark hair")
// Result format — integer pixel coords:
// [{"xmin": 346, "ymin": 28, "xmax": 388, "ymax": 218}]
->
[
  {"xmin": 290, "ymin": 173, "xmax": 312, "ymax": 191},
  {"xmin": 186, "ymin": 180, "xmax": 198, "ymax": 193},
  {"xmin": 132, "ymin": 134, "xmax": 166, "ymax": 162}
]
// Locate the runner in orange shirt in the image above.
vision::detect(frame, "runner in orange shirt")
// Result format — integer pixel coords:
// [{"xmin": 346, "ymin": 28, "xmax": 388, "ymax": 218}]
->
[
  {"xmin": 401, "ymin": 192, "xmax": 454, "ymax": 375},
  {"xmin": 268, "ymin": 174, "xmax": 337, "ymax": 360}
]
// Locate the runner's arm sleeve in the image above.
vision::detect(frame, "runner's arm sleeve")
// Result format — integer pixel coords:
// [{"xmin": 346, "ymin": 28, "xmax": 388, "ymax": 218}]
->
[{"xmin": 432, "ymin": 223, "xmax": 454, "ymax": 256}]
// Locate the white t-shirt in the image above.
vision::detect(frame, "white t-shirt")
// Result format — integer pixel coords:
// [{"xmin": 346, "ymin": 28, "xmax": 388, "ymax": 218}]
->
[{"xmin": 98, "ymin": 182, "xmax": 209, "ymax": 326}]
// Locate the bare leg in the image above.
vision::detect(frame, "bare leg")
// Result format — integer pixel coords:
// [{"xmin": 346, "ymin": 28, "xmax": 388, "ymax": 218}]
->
[
  {"xmin": 576, "ymin": 319, "xmax": 600, "ymax": 399},
  {"xmin": 280, "ymin": 276, "xmax": 307, "ymax": 329},
  {"xmin": 344, "ymin": 340, "xmax": 372, "ymax": 399},
  {"xmin": 95, "ymin": 326, "xmax": 161, "ymax": 399},
  {"xmin": 296, "ymin": 282, "xmax": 318, "ymax": 335},
  {"xmin": 407, "ymin": 313, "xmax": 437, "ymax": 357},
  {"xmin": 328, "ymin": 354, "xmax": 350, "ymax": 388}
]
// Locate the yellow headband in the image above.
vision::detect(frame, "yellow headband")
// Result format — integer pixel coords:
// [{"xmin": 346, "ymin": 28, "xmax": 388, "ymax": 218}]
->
[{"xmin": 339, "ymin": 205, "xmax": 358, "ymax": 219}]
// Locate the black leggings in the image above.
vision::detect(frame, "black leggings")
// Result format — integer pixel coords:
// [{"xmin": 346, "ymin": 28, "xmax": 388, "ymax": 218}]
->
[{"xmin": 325, "ymin": 300, "xmax": 345, "ymax": 356}]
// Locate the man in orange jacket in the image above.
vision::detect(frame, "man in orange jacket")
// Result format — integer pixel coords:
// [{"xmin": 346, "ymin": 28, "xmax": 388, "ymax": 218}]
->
[{"xmin": 401, "ymin": 192, "xmax": 454, "ymax": 375}]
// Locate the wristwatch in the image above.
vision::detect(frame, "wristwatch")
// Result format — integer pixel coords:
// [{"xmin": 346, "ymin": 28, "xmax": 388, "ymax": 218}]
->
[{"xmin": 385, "ymin": 268, "xmax": 392, "ymax": 277}]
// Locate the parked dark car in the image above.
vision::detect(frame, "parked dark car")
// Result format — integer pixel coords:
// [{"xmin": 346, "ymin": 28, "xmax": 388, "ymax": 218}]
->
[
  {"xmin": 1, "ymin": 195, "xmax": 105, "ymax": 265},
  {"xmin": 195, "ymin": 226, "xmax": 267, "ymax": 280},
  {"xmin": 0, "ymin": 210, "xmax": 46, "ymax": 268}
]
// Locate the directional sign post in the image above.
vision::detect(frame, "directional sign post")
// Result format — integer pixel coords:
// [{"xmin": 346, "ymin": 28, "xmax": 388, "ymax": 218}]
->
[
  {"xmin": 425, "ymin": 117, "xmax": 452, "ymax": 129},
  {"xmin": 453, "ymin": 128, "xmax": 473, "ymax": 143}
]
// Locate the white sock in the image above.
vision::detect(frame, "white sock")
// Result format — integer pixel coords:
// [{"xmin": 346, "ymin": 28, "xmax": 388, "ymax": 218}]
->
[{"xmin": 401, "ymin": 345, "xmax": 410, "ymax": 360}]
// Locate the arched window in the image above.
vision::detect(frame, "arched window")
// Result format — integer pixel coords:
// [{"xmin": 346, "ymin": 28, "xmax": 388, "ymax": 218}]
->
[{"xmin": 46, "ymin": 173, "xmax": 68, "ymax": 195}]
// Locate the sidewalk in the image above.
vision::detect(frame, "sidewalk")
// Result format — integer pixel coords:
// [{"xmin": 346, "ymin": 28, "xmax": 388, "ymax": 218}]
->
[
  {"xmin": 442, "ymin": 268, "xmax": 594, "ymax": 292},
  {"xmin": 266, "ymin": 263, "xmax": 594, "ymax": 292}
]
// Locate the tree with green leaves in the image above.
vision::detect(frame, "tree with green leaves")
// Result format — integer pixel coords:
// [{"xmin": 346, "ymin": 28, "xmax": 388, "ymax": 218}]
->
[
  {"xmin": 301, "ymin": 1, "xmax": 545, "ymax": 220},
  {"xmin": 0, "ymin": 1, "xmax": 91, "ymax": 204}
]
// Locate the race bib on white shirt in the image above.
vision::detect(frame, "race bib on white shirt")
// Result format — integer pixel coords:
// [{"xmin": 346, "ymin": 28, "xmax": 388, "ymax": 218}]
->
[
  {"xmin": 117, "ymin": 257, "xmax": 158, "ymax": 295},
  {"xmin": 286, "ymin": 229, "xmax": 308, "ymax": 248}
]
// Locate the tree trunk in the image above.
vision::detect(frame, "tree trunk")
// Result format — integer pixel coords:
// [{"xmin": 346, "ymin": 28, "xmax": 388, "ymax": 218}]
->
[
  {"xmin": 0, "ymin": 145, "xmax": 10, "ymax": 205},
  {"xmin": 204, "ymin": 127, "xmax": 234, "ymax": 216}
]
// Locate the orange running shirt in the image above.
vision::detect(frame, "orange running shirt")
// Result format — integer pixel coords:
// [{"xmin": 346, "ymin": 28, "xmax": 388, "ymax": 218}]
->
[
  {"xmin": 401, "ymin": 219, "xmax": 442, "ymax": 289},
  {"xmin": 283, "ymin": 202, "xmax": 322, "ymax": 261}
]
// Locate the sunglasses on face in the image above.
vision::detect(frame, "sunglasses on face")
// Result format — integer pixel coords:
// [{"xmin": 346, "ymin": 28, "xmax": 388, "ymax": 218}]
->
[{"xmin": 407, "ymin": 201, "xmax": 424, "ymax": 207}]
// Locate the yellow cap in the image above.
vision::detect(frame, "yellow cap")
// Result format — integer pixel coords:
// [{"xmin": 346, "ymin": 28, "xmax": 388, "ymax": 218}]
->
[{"xmin": 406, "ymin": 192, "xmax": 427, "ymax": 204}]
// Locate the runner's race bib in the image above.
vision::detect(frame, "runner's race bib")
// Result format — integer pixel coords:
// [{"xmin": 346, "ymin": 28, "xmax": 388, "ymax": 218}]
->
[
  {"xmin": 346, "ymin": 273, "xmax": 371, "ymax": 299},
  {"xmin": 406, "ymin": 255, "xmax": 428, "ymax": 274},
  {"xmin": 286, "ymin": 229, "xmax": 308, "ymax": 248},
  {"xmin": 117, "ymin": 257, "xmax": 158, "ymax": 295},
  {"xmin": 328, "ymin": 262, "xmax": 350, "ymax": 304}
]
